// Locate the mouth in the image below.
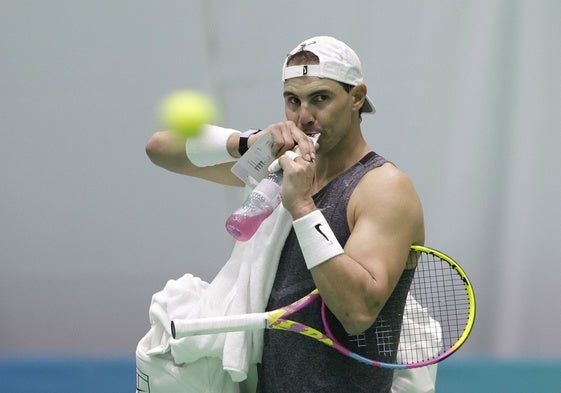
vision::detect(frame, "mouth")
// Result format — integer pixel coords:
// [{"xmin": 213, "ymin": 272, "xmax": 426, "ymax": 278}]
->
[{"xmin": 307, "ymin": 133, "xmax": 320, "ymax": 143}]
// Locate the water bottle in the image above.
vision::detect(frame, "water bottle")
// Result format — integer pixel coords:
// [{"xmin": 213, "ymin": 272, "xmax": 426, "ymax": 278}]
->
[
  {"xmin": 225, "ymin": 171, "xmax": 283, "ymax": 241},
  {"xmin": 226, "ymin": 134, "xmax": 318, "ymax": 241}
]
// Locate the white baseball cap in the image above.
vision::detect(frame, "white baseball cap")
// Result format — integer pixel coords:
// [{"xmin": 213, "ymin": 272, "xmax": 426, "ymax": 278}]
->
[{"xmin": 282, "ymin": 36, "xmax": 375, "ymax": 114}]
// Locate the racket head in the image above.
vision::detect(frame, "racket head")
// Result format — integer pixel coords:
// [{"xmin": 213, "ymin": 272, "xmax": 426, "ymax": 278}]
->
[
  {"xmin": 382, "ymin": 245, "xmax": 476, "ymax": 368},
  {"xmin": 314, "ymin": 245, "xmax": 476, "ymax": 369},
  {"xmin": 404, "ymin": 245, "xmax": 476, "ymax": 367}
]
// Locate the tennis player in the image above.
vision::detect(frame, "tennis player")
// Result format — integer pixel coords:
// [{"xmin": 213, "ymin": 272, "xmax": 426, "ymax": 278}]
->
[{"xmin": 145, "ymin": 36, "xmax": 436, "ymax": 392}]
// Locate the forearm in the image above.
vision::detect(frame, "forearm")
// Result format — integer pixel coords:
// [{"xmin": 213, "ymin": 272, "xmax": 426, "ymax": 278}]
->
[
  {"xmin": 145, "ymin": 131, "xmax": 192, "ymax": 173},
  {"xmin": 310, "ymin": 254, "xmax": 386, "ymax": 335},
  {"xmin": 145, "ymin": 126, "xmax": 256, "ymax": 185},
  {"xmin": 292, "ymin": 208, "xmax": 383, "ymax": 334}
]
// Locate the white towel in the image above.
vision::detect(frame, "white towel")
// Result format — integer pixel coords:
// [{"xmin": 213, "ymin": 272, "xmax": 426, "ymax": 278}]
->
[
  {"xmin": 136, "ymin": 204, "xmax": 293, "ymax": 392},
  {"xmin": 391, "ymin": 294, "xmax": 441, "ymax": 393}
]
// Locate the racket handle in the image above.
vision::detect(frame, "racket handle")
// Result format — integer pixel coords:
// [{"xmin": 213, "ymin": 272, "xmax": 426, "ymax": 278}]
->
[{"xmin": 171, "ymin": 312, "xmax": 269, "ymax": 339}]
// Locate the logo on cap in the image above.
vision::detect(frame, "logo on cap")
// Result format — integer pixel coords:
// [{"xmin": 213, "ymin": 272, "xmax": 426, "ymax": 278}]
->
[{"xmin": 299, "ymin": 40, "xmax": 316, "ymax": 52}]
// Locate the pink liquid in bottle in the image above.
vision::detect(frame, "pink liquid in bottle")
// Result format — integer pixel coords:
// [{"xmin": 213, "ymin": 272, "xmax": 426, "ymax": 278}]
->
[{"xmin": 225, "ymin": 208, "xmax": 274, "ymax": 241}]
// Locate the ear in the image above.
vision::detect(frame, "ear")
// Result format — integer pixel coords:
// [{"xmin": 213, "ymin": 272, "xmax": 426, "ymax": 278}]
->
[{"xmin": 350, "ymin": 84, "xmax": 367, "ymax": 112}]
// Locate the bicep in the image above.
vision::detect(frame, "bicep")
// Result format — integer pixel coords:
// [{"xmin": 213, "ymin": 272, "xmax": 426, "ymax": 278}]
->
[{"xmin": 345, "ymin": 166, "xmax": 424, "ymax": 295}]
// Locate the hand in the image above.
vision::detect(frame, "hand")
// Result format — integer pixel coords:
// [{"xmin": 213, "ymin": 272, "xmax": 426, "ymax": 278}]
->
[
  {"xmin": 278, "ymin": 151, "xmax": 317, "ymax": 219},
  {"xmin": 261, "ymin": 121, "xmax": 317, "ymax": 163}
]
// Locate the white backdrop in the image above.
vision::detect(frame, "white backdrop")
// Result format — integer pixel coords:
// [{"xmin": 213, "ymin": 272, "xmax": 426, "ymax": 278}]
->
[{"xmin": 1, "ymin": 0, "xmax": 560, "ymax": 359}]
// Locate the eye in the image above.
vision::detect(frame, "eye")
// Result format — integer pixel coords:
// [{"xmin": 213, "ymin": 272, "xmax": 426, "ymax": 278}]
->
[
  {"xmin": 286, "ymin": 96, "xmax": 300, "ymax": 106},
  {"xmin": 313, "ymin": 94, "xmax": 329, "ymax": 103}
]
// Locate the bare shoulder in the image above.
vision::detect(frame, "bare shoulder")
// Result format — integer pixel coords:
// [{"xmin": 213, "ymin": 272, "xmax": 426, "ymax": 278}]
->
[
  {"xmin": 364, "ymin": 162, "xmax": 417, "ymax": 195},
  {"xmin": 348, "ymin": 162, "xmax": 424, "ymax": 244},
  {"xmin": 352, "ymin": 163, "xmax": 420, "ymax": 204}
]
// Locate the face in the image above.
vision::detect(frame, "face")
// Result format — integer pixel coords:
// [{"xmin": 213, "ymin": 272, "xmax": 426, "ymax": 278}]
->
[{"xmin": 283, "ymin": 76, "xmax": 361, "ymax": 154}]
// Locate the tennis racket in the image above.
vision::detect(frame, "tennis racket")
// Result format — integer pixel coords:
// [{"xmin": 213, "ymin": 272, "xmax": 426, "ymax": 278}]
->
[{"xmin": 171, "ymin": 245, "xmax": 475, "ymax": 369}]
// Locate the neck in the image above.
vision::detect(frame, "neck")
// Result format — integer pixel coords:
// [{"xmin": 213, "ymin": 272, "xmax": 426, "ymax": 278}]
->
[{"xmin": 313, "ymin": 132, "xmax": 370, "ymax": 193}]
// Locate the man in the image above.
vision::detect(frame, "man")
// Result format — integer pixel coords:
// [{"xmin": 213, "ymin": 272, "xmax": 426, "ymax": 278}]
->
[{"xmin": 145, "ymin": 36, "xmax": 432, "ymax": 392}]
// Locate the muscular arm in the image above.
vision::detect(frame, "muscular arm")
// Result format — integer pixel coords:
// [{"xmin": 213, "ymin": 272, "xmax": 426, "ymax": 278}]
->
[{"xmin": 283, "ymin": 161, "xmax": 424, "ymax": 335}]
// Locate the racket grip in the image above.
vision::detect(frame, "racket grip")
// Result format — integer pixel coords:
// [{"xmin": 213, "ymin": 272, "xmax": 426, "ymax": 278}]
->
[{"xmin": 171, "ymin": 312, "xmax": 269, "ymax": 339}]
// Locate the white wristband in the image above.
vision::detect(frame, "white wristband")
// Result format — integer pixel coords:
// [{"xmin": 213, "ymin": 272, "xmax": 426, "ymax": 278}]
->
[
  {"xmin": 293, "ymin": 210, "xmax": 344, "ymax": 270},
  {"xmin": 185, "ymin": 124, "xmax": 240, "ymax": 167}
]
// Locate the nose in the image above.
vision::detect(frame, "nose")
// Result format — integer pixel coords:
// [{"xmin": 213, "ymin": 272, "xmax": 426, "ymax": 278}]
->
[{"xmin": 297, "ymin": 104, "xmax": 315, "ymax": 129}]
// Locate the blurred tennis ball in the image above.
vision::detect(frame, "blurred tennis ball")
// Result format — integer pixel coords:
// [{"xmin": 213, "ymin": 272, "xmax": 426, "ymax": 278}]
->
[{"xmin": 159, "ymin": 90, "xmax": 217, "ymax": 138}]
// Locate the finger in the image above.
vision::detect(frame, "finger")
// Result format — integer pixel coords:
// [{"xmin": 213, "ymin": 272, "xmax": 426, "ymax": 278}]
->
[
  {"xmin": 278, "ymin": 150, "xmax": 302, "ymax": 171},
  {"xmin": 269, "ymin": 122, "xmax": 297, "ymax": 157},
  {"xmin": 290, "ymin": 128, "xmax": 318, "ymax": 162},
  {"xmin": 268, "ymin": 150, "xmax": 300, "ymax": 172}
]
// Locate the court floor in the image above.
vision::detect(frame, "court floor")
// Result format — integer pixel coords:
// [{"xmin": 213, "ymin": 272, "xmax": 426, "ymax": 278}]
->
[{"xmin": 0, "ymin": 357, "xmax": 559, "ymax": 392}]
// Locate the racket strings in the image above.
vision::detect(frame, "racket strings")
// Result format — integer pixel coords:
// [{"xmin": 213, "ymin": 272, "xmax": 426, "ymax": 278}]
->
[{"xmin": 399, "ymin": 251, "xmax": 471, "ymax": 364}]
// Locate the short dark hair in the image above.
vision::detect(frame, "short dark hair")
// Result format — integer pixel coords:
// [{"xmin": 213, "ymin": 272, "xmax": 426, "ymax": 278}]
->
[{"xmin": 286, "ymin": 50, "xmax": 319, "ymax": 67}]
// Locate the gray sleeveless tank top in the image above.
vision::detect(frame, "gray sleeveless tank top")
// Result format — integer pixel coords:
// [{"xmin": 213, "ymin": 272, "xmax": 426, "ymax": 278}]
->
[{"xmin": 256, "ymin": 152, "xmax": 415, "ymax": 393}]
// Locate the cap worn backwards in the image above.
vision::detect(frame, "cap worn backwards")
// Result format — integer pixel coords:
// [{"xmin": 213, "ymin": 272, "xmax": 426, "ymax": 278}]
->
[{"xmin": 282, "ymin": 36, "xmax": 375, "ymax": 114}]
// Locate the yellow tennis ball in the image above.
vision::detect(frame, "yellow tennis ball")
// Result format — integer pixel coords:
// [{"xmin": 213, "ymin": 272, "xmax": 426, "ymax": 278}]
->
[{"xmin": 159, "ymin": 90, "xmax": 217, "ymax": 138}]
